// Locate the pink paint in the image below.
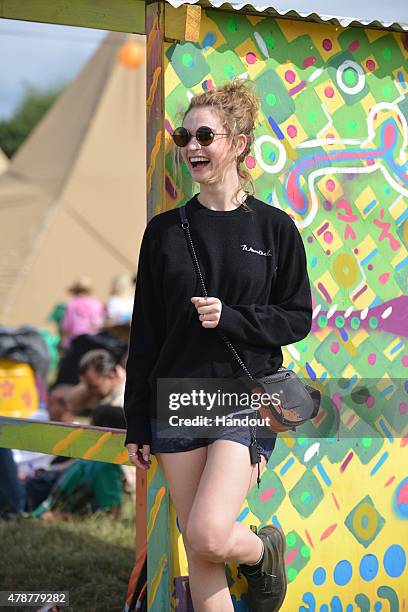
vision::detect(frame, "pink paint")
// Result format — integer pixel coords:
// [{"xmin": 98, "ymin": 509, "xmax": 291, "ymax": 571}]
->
[
  {"xmin": 322, "ymin": 38, "xmax": 333, "ymax": 51},
  {"xmin": 260, "ymin": 487, "xmax": 275, "ymax": 502},
  {"xmin": 285, "ymin": 70, "xmax": 296, "ymax": 83},
  {"xmin": 326, "ymin": 133, "xmax": 335, "ymax": 141},
  {"xmin": 326, "ymin": 179, "xmax": 336, "ymax": 192},
  {"xmin": 331, "ymin": 342, "xmax": 339, "ymax": 354},
  {"xmin": 285, "ymin": 548, "xmax": 298, "ymax": 565},
  {"xmin": 366, "ymin": 59, "xmax": 376, "ymax": 71},
  {"xmin": 246, "ymin": 52, "xmax": 257, "ymax": 64},
  {"xmin": 340, "ymin": 451, "xmax": 354, "ymax": 472},
  {"xmin": 348, "ymin": 40, "xmax": 360, "ymax": 52},
  {"xmin": 287, "ymin": 124, "xmax": 297, "ymax": 138},
  {"xmin": 325, "ymin": 86, "xmax": 334, "ymax": 98},
  {"xmin": 367, "ymin": 353, "xmax": 377, "ymax": 365},
  {"xmin": 320, "ymin": 524, "xmax": 338, "ymax": 541},
  {"xmin": 332, "ymin": 492, "xmax": 340, "ymax": 511},
  {"xmin": 385, "ymin": 476, "xmax": 396, "ymax": 487},
  {"xmin": 399, "ymin": 402, "xmax": 408, "ymax": 415},
  {"xmin": 304, "ymin": 529, "xmax": 314, "ymax": 549},
  {"xmin": 245, "ymin": 156, "xmax": 256, "ymax": 169},
  {"xmin": 303, "ymin": 56, "xmax": 316, "ymax": 68},
  {"xmin": 402, "ymin": 356, "xmax": 408, "ymax": 367},
  {"xmin": 323, "ymin": 231, "xmax": 333, "ymax": 244},
  {"xmin": 379, "ymin": 272, "xmax": 390, "ymax": 284},
  {"xmin": 366, "ymin": 395, "xmax": 375, "ymax": 408}
]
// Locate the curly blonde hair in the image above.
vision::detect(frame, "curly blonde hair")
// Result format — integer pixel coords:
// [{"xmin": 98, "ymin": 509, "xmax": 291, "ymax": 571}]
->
[{"xmin": 173, "ymin": 79, "xmax": 259, "ymax": 211}]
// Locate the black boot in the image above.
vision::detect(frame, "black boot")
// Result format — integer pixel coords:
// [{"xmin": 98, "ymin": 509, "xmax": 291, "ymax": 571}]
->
[{"xmin": 238, "ymin": 525, "xmax": 287, "ymax": 611}]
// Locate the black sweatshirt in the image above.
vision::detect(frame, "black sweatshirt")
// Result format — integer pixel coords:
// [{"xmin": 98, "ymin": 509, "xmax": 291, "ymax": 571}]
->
[{"xmin": 123, "ymin": 194, "xmax": 313, "ymax": 446}]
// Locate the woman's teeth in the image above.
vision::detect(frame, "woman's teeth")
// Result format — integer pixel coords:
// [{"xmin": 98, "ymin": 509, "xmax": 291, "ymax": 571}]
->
[{"xmin": 190, "ymin": 157, "xmax": 210, "ymax": 168}]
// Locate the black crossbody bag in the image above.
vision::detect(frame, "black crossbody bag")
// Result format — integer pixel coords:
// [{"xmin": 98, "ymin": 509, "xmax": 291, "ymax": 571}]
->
[{"xmin": 179, "ymin": 204, "xmax": 321, "ymax": 483}]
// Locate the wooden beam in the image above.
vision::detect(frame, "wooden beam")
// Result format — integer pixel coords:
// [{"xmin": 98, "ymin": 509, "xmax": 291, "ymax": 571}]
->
[
  {"xmin": 165, "ymin": 4, "xmax": 201, "ymax": 42},
  {"xmin": 0, "ymin": 416, "xmax": 133, "ymax": 464},
  {"xmin": 0, "ymin": 0, "xmax": 146, "ymax": 34}
]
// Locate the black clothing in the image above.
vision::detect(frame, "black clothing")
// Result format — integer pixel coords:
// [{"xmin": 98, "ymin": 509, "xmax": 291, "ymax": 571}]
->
[{"xmin": 123, "ymin": 194, "xmax": 313, "ymax": 446}]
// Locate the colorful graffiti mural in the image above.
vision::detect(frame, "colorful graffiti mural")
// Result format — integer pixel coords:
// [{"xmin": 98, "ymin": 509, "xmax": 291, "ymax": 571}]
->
[{"xmin": 146, "ymin": 10, "xmax": 408, "ymax": 611}]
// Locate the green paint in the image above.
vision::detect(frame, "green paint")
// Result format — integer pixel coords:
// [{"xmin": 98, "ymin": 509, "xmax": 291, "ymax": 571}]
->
[
  {"xmin": 335, "ymin": 316, "xmax": 345, "ymax": 328},
  {"xmin": 265, "ymin": 35, "xmax": 275, "ymax": 49},
  {"xmin": 266, "ymin": 93, "xmax": 277, "ymax": 106},
  {"xmin": 362, "ymin": 437, "xmax": 372, "ymax": 448},
  {"xmin": 301, "ymin": 545, "xmax": 311, "ymax": 558},
  {"xmin": 351, "ymin": 316, "xmax": 361, "ymax": 329},
  {"xmin": 307, "ymin": 111, "xmax": 318, "ymax": 123},
  {"xmin": 287, "ymin": 568, "xmax": 298, "ymax": 582},
  {"xmin": 368, "ymin": 317, "xmax": 378, "ymax": 329},
  {"xmin": 182, "ymin": 53, "xmax": 194, "ymax": 68},
  {"xmin": 227, "ymin": 18, "xmax": 238, "ymax": 32},
  {"xmin": 343, "ymin": 67, "xmax": 358, "ymax": 87},
  {"xmin": 383, "ymin": 84, "xmax": 393, "ymax": 97},
  {"xmin": 318, "ymin": 315, "xmax": 327, "ymax": 328},
  {"xmin": 382, "ymin": 47, "xmax": 392, "ymax": 61},
  {"xmin": 347, "ymin": 120, "xmax": 358, "ymax": 133},
  {"xmin": 286, "ymin": 533, "xmax": 297, "ymax": 547}
]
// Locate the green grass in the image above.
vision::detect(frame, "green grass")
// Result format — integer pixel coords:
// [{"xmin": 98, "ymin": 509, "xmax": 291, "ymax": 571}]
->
[{"xmin": 0, "ymin": 495, "xmax": 136, "ymax": 611}]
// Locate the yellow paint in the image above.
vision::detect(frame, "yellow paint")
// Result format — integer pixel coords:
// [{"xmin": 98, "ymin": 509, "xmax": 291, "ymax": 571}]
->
[
  {"xmin": 147, "ymin": 485, "xmax": 166, "ymax": 539},
  {"xmin": 147, "ymin": 130, "xmax": 162, "ymax": 194},
  {"xmin": 83, "ymin": 431, "xmax": 112, "ymax": 459},
  {"xmin": 53, "ymin": 428, "xmax": 85, "ymax": 455},
  {"xmin": 149, "ymin": 553, "xmax": 168, "ymax": 608},
  {"xmin": 147, "ymin": 66, "xmax": 162, "ymax": 119}
]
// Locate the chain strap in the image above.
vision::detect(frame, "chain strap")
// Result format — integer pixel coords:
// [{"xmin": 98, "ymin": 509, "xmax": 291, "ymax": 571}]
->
[{"xmin": 180, "ymin": 210, "xmax": 258, "ymax": 445}]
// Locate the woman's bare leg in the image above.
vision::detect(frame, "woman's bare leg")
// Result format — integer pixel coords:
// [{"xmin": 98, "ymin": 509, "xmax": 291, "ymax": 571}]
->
[
  {"xmin": 185, "ymin": 440, "xmax": 266, "ymax": 610},
  {"xmin": 156, "ymin": 443, "xmax": 266, "ymax": 611}
]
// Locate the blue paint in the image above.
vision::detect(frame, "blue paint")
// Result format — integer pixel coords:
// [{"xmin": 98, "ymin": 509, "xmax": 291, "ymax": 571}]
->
[
  {"xmin": 267, "ymin": 116, "xmax": 284, "ymax": 140},
  {"xmin": 330, "ymin": 595, "xmax": 343, "ymax": 611},
  {"xmin": 397, "ymin": 70, "xmax": 406, "ymax": 88},
  {"xmin": 360, "ymin": 248, "xmax": 378, "ymax": 266},
  {"xmin": 378, "ymin": 419, "xmax": 394, "ymax": 443},
  {"xmin": 383, "ymin": 544, "xmax": 406, "ymax": 578},
  {"xmin": 280, "ymin": 457, "xmax": 295, "ymax": 476},
  {"xmin": 333, "ymin": 560, "xmax": 353, "ymax": 586},
  {"xmin": 395, "ymin": 208, "xmax": 408, "ymax": 225},
  {"xmin": 374, "ymin": 602, "xmax": 382, "ymax": 611},
  {"xmin": 359, "ymin": 553, "xmax": 379, "ymax": 581},
  {"xmin": 202, "ymin": 32, "xmax": 216, "ymax": 49},
  {"xmin": 300, "ymin": 592, "xmax": 316, "ymax": 612},
  {"xmin": 346, "ymin": 606, "xmax": 354, "ymax": 612},
  {"xmin": 368, "ymin": 295, "xmax": 382, "ymax": 308},
  {"xmin": 305, "ymin": 361, "xmax": 317, "ymax": 381},
  {"xmin": 370, "ymin": 451, "xmax": 389, "ymax": 476},
  {"xmin": 320, "ymin": 606, "xmax": 329, "ymax": 612},
  {"xmin": 362, "ymin": 199, "xmax": 377, "ymax": 215},
  {"xmin": 396, "ymin": 256, "xmax": 408, "ymax": 270},
  {"xmin": 236, "ymin": 507, "xmax": 249, "ymax": 522},
  {"xmin": 390, "ymin": 341, "xmax": 403, "ymax": 355},
  {"xmin": 317, "ymin": 462, "xmax": 332, "ymax": 486},
  {"xmin": 339, "ymin": 328, "xmax": 348, "ymax": 341},
  {"xmin": 313, "ymin": 567, "xmax": 326, "ymax": 586}
]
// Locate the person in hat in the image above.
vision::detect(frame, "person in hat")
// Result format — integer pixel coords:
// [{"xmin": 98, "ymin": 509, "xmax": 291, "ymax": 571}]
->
[{"xmin": 60, "ymin": 276, "xmax": 105, "ymax": 350}]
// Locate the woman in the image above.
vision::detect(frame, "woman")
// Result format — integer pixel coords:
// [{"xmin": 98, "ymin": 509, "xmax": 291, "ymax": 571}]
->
[{"xmin": 124, "ymin": 80, "xmax": 312, "ymax": 611}]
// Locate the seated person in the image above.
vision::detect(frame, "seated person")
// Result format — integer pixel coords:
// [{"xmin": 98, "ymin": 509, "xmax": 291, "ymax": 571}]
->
[
  {"xmin": 67, "ymin": 349, "xmax": 126, "ymax": 416},
  {"xmin": 28, "ymin": 405, "xmax": 126, "ymax": 521}
]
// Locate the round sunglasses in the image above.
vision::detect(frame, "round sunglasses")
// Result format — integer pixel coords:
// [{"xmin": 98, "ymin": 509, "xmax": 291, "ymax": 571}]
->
[{"xmin": 172, "ymin": 125, "xmax": 229, "ymax": 147}]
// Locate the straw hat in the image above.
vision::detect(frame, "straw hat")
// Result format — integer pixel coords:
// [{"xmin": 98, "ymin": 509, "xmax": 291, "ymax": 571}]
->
[{"xmin": 68, "ymin": 275, "xmax": 93, "ymax": 295}]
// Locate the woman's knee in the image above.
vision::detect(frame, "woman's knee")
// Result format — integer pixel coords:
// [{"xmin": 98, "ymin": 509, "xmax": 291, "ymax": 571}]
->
[{"xmin": 185, "ymin": 516, "xmax": 231, "ymax": 562}]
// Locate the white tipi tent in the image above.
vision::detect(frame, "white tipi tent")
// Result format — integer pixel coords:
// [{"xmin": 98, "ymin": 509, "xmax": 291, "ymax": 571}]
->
[
  {"xmin": 0, "ymin": 32, "xmax": 146, "ymax": 326},
  {"xmin": 0, "ymin": 147, "xmax": 8, "ymax": 175}
]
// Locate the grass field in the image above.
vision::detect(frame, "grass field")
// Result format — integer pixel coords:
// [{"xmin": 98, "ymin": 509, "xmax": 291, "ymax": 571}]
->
[{"xmin": 0, "ymin": 494, "xmax": 136, "ymax": 612}]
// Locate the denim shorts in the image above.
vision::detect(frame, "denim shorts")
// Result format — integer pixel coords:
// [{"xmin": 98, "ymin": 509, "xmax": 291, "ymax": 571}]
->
[{"xmin": 149, "ymin": 411, "xmax": 277, "ymax": 464}]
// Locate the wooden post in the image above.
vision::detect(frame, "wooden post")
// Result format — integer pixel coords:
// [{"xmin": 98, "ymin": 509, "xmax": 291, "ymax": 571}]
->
[{"xmin": 146, "ymin": 0, "xmax": 166, "ymax": 220}]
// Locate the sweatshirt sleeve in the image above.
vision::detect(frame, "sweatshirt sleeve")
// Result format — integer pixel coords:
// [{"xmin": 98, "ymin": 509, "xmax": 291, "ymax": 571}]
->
[
  {"xmin": 123, "ymin": 221, "xmax": 165, "ymax": 446},
  {"xmin": 217, "ymin": 217, "xmax": 312, "ymax": 349}
]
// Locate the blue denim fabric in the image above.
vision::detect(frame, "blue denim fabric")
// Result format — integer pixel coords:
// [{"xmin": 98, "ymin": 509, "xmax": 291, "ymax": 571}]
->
[{"xmin": 149, "ymin": 414, "xmax": 277, "ymax": 463}]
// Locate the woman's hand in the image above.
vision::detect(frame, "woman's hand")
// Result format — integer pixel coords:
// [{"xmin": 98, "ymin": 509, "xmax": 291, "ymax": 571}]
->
[
  {"xmin": 127, "ymin": 443, "xmax": 151, "ymax": 470},
  {"xmin": 191, "ymin": 297, "xmax": 222, "ymax": 328}
]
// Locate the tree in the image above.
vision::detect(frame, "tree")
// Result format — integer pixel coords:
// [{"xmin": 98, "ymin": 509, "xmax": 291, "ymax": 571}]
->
[{"xmin": 0, "ymin": 83, "xmax": 64, "ymax": 158}]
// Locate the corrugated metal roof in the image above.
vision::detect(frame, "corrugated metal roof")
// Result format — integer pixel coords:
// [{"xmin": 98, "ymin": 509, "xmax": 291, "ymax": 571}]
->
[{"xmin": 166, "ymin": 0, "xmax": 408, "ymax": 31}]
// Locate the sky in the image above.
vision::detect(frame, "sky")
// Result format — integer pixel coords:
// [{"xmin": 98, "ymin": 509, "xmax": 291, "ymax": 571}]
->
[{"xmin": 0, "ymin": 20, "xmax": 106, "ymax": 119}]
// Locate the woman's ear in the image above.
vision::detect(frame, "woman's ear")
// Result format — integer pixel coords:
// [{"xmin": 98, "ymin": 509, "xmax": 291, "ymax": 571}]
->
[{"xmin": 236, "ymin": 133, "xmax": 247, "ymax": 159}]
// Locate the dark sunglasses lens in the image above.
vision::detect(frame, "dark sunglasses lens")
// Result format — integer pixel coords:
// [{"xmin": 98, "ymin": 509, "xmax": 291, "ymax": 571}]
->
[
  {"xmin": 172, "ymin": 127, "xmax": 190, "ymax": 147},
  {"xmin": 196, "ymin": 127, "xmax": 214, "ymax": 146}
]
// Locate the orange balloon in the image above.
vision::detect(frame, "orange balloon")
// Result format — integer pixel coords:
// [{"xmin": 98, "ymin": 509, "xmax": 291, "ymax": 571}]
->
[{"xmin": 119, "ymin": 42, "xmax": 144, "ymax": 68}]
